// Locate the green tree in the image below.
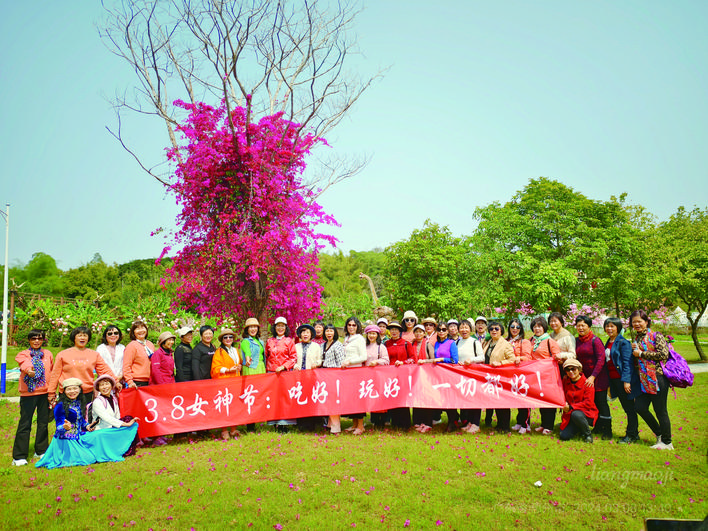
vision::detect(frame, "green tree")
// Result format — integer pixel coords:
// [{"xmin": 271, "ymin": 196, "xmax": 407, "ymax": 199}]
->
[
  {"xmin": 652, "ymin": 207, "xmax": 708, "ymax": 360},
  {"xmin": 10, "ymin": 252, "xmax": 65, "ymax": 296},
  {"xmin": 470, "ymin": 178, "xmax": 643, "ymax": 315},
  {"xmin": 385, "ymin": 220, "xmax": 472, "ymax": 318}
]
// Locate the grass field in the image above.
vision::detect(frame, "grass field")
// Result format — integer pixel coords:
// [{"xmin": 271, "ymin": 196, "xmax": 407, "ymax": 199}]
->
[{"xmin": 1, "ymin": 374, "xmax": 706, "ymax": 530}]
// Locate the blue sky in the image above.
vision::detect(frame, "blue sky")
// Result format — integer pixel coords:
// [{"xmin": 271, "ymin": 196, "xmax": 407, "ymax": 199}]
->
[{"xmin": 1, "ymin": 1, "xmax": 706, "ymax": 270}]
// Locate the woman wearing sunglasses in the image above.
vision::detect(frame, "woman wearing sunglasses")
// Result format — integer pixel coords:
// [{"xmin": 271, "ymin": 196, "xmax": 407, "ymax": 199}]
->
[
  {"xmin": 559, "ymin": 358, "xmax": 598, "ymax": 443},
  {"xmin": 428, "ymin": 322, "xmax": 460, "ymax": 432},
  {"xmin": 97, "ymin": 325, "xmax": 126, "ymax": 383},
  {"xmin": 482, "ymin": 321, "xmax": 515, "ymax": 432},
  {"xmin": 401, "ymin": 311, "xmax": 418, "ymax": 343}
]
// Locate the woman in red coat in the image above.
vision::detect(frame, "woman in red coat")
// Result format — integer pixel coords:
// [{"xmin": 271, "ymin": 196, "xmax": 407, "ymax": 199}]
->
[
  {"xmin": 559, "ymin": 359, "xmax": 598, "ymax": 443},
  {"xmin": 266, "ymin": 317, "xmax": 297, "ymax": 433}
]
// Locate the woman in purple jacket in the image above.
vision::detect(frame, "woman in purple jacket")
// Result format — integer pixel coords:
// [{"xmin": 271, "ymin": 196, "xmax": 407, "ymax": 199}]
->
[{"xmin": 574, "ymin": 315, "xmax": 611, "ymax": 439}]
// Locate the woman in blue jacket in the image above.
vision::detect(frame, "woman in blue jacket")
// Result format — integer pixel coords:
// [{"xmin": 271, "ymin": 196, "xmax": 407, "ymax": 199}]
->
[{"xmin": 603, "ymin": 317, "xmax": 641, "ymax": 444}]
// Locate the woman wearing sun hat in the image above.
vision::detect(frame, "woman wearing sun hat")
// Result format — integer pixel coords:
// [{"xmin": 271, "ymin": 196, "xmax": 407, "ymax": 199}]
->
[
  {"xmin": 150, "ymin": 331, "xmax": 177, "ymax": 385},
  {"xmin": 210, "ymin": 328, "xmax": 243, "ymax": 439},
  {"xmin": 241, "ymin": 318, "xmax": 266, "ymax": 376},
  {"xmin": 559, "ymin": 358, "xmax": 597, "ymax": 443},
  {"xmin": 85, "ymin": 374, "xmax": 139, "ymax": 460},
  {"xmin": 211, "ymin": 328, "xmax": 242, "ymax": 379},
  {"xmin": 295, "ymin": 324, "xmax": 324, "ymax": 370},
  {"xmin": 401, "ymin": 311, "xmax": 418, "ymax": 342},
  {"xmin": 294, "ymin": 324, "xmax": 324, "ymax": 431},
  {"xmin": 240, "ymin": 318, "xmax": 265, "ymax": 432},
  {"xmin": 266, "ymin": 317, "xmax": 298, "ymax": 432}
]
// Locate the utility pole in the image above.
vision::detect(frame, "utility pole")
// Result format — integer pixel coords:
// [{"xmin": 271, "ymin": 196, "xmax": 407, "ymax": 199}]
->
[{"xmin": 1, "ymin": 203, "xmax": 9, "ymax": 394}]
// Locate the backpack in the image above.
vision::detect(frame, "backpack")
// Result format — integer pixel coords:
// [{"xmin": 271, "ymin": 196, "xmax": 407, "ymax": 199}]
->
[{"xmin": 651, "ymin": 332, "xmax": 694, "ymax": 389}]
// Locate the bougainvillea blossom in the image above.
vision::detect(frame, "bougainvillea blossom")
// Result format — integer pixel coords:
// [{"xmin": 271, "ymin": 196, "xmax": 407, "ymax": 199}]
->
[{"xmin": 159, "ymin": 99, "xmax": 338, "ymax": 325}]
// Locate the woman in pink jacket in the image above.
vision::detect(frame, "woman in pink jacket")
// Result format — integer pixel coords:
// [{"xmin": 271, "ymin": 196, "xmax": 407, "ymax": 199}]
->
[{"xmin": 12, "ymin": 330, "xmax": 54, "ymax": 466}]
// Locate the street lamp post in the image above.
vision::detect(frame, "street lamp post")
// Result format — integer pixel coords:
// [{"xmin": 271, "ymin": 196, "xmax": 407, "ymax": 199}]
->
[{"xmin": 1, "ymin": 203, "xmax": 9, "ymax": 394}]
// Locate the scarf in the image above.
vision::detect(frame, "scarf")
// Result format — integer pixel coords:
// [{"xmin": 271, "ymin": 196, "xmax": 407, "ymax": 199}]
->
[
  {"xmin": 138, "ymin": 340, "xmax": 154, "ymax": 359},
  {"xmin": 577, "ymin": 330, "xmax": 595, "ymax": 343},
  {"xmin": 532, "ymin": 333, "xmax": 551, "ymax": 352},
  {"xmin": 300, "ymin": 342, "xmax": 311, "ymax": 369},
  {"xmin": 24, "ymin": 348, "xmax": 46, "ymax": 393},
  {"xmin": 225, "ymin": 346, "xmax": 240, "ymax": 365}
]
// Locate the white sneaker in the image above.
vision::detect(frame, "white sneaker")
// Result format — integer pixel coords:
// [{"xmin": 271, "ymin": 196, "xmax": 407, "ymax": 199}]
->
[
  {"xmin": 654, "ymin": 442, "xmax": 674, "ymax": 450},
  {"xmin": 33, "ymin": 453, "xmax": 44, "ymax": 459},
  {"xmin": 12, "ymin": 459, "xmax": 28, "ymax": 466},
  {"xmin": 467, "ymin": 424, "xmax": 480, "ymax": 434},
  {"xmin": 518, "ymin": 427, "xmax": 529, "ymax": 435},
  {"xmin": 650, "ymin": 436, "xmax": 663, "ymax": 449},
  {"xmin": 511, "ymin": 424, "xmax": 522, "ymax": 431}
]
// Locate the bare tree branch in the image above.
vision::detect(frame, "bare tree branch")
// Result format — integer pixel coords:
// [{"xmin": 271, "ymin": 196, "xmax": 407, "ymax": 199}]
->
[{"xmin": 99, "ymin": 0, "xmax": 383, "ymax": 191}]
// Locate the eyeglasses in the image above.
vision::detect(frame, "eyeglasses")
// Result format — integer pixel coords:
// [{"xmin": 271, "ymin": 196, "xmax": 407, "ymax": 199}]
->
[
  {"xmin": 437, "ymin": 327, "xmax": 447, "ymax": 332},
  {"xmin": 564, "ymin": 367, "xmax": 579, "ymax": 373},
  {"xmin": 222, "ymin": 335, "xmax": 234, "ymax": 339},
  {"xmin": 404, "ymin": 318, "xmax": 415, "ymax": 322},
  {"xmin": 106, "ymin": 331, "xmax": 119, "ymax": 336},
  {"xmin": 489, "ymin": 326, "xmax": 501, "ymax": 332},
  {"xmin": 29, "ymin": 336, "xmax": 43, "ymax": 341},
  {"xmin": 509, "ymin": 324, "xmax": 521, "ymax": 329}
]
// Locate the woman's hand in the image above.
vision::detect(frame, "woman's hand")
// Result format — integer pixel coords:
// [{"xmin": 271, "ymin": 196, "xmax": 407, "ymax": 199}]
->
[
  {"xmin": 417, "ymin": 359, "xmax": 426, "ymax": 365},
  {"xmin": 585, "ymin": 375, "xmax": 595, "ymax": 388},
  {"xmin": 124, "ymin": 418, "xmax": 137, "ymax": 427},
  {"xmin": 62, "ymin": 420, "xmax": 72, "ymax": 431},
  {"xmin": 246, "ymin": 356, "xmax": 252, "ymax": 366},
  {"xmin": 491, "ymin": 361, "xmax": 501, "ymax": 367},
  {"xmin": 514, "ymin": 356, "xmax": 521, "ymax": 366},
  {"xmin": 27, "ymin": 369, "xmax": 36, "ymax": 377},
  {"xmin": 562, "ymin": 402, "xmax": 570, "ymax": 413},
  {"xmin": 275, "ymin": 365, "xmax": 285, "ymax": 373},
  {"xmin": 624, "ymin": 383, "xmax": 631, "ymax": 394},
  {"xmin": 394, "ymin": 360, "xmax": 404, "ymax": 367}
]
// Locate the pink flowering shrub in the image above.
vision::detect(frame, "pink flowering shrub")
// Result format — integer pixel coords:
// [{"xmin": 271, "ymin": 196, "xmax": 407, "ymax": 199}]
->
[{"xmin": 159, "ymin": 99, "xmax": 338, "ymax": 325}]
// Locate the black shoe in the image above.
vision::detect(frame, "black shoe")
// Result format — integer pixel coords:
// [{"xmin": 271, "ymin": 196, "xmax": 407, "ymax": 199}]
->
[
  {"xmin": 618, "ymin": 435, "xmax": 639, "ymax": 444},
  {"xmin": 602, "ymin": 432, "xmax": 613, "ymax": 441},
  {"xmin": 446, "ymin": 422, "xmax": 458, "ymax": 433},
  {"xmin": 584, "ymin": 435, "xmax": 594, "ymax": 443}
]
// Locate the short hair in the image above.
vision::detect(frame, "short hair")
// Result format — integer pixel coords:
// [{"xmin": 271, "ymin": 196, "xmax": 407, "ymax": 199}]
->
[
  {"xmin": 458, "ymin": 319, "xmax": 472, "ymax": 330},
  {"xmin": 323, "ymin": 324, "xmax": 339, "ymax": 342},
  {"xmin": 344, "ymin": 316, "xmax": 362, "ymax": 337},
  {"xmin": 487, "ymin": 320, "xmax": 505, "ymax": 335},
  {"xmin": 506, "ymin": 318, "xmax": 525, "ymax": 340},
  {"xmin": 270, "ymin": 322, "xmax": 291, "ymax": 338},
  {"xmin": 603, "ymin": 316, "xmax": 624, "ymax": 333},
  {"xmin": 199, "ymin": 325, "xmax": 214, "ymax": 336},
  {"xmin": 575, "ymin": 315, "xmax": 593, "ymax": 327},
  {"xmin": 629, "ymin": 309, "xmax": 651, "ymax": 327},
  {"xmin": 548, "ymin": 312, "xmax": 565, "ymax": 327},
  {"xmin": 129, "ymin": 321, "xmax": 149, "ymax": 341},
  {"xmin": 101, "ymin": 324, "xmax": 123, "ymax": 345},
  {"xmin": 70, "ymin": 326, "xmax": 92, "ymax": 343},
  {"xmin": 530, "ymin": 316, "xmax": 549, "ymax": 333},
  {"xmin": 28, "ymin": 329, "xmax": 45, "ymax": 341}
]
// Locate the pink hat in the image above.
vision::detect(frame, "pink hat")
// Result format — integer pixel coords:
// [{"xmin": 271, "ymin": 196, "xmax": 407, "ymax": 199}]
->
[{"xmin": 364, "ymin": 324, "xmax": 381, "ymax": 335}]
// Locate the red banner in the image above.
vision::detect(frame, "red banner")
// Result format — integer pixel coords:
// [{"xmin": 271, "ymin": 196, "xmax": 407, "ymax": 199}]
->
[{"xmin": 119, "ymin": 359, "xmax": 564, "ymax": 437}]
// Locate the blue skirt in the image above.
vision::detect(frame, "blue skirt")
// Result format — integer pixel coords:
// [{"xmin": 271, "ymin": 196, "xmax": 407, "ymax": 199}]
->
[{"xmin": 35, "ymin": 424, "xmax": 139, "ymax": 469}]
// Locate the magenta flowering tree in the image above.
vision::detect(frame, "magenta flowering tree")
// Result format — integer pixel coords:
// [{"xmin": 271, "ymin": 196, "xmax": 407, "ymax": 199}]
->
[{"xmin": 159, "ymin": 99, "xmax": 338, "ymax": 327}]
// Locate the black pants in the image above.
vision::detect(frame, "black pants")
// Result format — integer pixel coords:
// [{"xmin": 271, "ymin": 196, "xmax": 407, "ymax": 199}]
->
[
  {"xmin": 445, "ymin": 409, "xmax": 459, "ymax": 426},
  {"xmin": 390, "ymin": 408, "xmax": 411, "ymax": 429},
  {"xmin": 13, "ymin": 394, "xmax": 50, "ymax": 460},
  {"xmin": 412, "ymin": 408, "xmax": 434, "ymax": 426},
  {"xmin": 559, "ymin": 410, "xmax": 593, "ymax": 440},
  {"xmin": 635, "ymin": 373, "xmax": 671, "ymax": 444},
  {"xmin": 608, "ymin": 378, "xmax": 638, "ymax": 438},
  {"xmin": 493, "ymin": 409, "xmax": 511, "ymax": 431},
  {"xmin": 460, "ymin": 409, "xmax": 481, "ymax": 426},
  {"xmin": 593, "ymin": 389, "xmax": 612, "ymax": 435},
  {"xmin": 515, "ymin": 409, "xmax": 530, "ymax": 428}
]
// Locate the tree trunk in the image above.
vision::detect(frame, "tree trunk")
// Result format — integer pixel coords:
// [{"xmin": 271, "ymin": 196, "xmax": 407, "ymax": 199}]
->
[{"xmin": 686, "ymin": 306, "xmax": 707, "ymax": 361}]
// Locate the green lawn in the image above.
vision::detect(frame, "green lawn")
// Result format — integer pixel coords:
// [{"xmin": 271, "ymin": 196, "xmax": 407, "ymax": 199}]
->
[{"xmin": 1, "ymin": 374, "xmax": 706, "ymax": 530}]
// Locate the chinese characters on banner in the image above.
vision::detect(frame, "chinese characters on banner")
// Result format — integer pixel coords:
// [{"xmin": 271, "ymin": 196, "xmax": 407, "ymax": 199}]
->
[{"xmin": 119, "ymin": 359, "xmax": 564, "ymax": 438}]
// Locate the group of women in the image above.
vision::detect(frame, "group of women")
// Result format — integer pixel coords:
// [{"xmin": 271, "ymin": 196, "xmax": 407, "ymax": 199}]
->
[{"xmin": 12, "ymin": 307, "xmax": 675, "ymax": 468}]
